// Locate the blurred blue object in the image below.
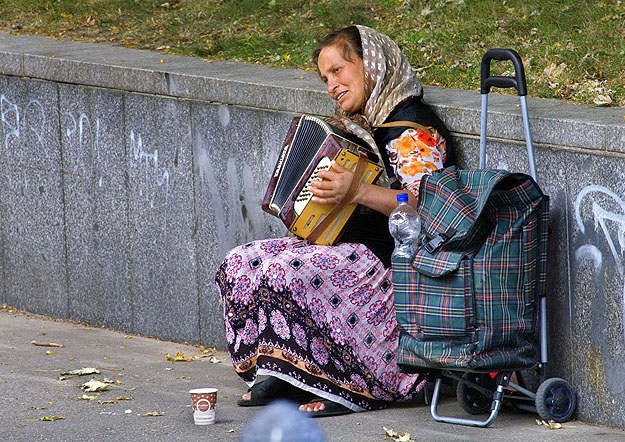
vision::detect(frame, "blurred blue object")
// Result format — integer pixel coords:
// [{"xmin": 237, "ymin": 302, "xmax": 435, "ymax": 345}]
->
[{"xmin": 240, "ymin": 400, "xmax": 326, "ymax": 442}]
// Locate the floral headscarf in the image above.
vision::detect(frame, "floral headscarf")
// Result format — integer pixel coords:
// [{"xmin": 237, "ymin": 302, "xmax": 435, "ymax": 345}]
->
[{"xmin": 331, "ymin": 25, "xmax": 423, "ymax": 186}]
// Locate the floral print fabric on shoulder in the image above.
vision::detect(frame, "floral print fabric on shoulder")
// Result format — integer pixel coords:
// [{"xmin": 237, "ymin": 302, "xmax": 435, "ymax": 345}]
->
[{"xmin": 387, "ymin": 127, "xmax": 447, "ymax": 197}]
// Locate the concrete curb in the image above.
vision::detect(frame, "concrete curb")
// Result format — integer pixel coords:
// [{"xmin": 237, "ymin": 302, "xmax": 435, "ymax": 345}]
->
[{"xmin": 1, "ymin": 31, "xmax": 623, "ymax": 153}]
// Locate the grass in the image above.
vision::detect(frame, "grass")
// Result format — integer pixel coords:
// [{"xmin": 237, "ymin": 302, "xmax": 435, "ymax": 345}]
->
[{"xmin": 0, "ymin": 0, "xmax": 624, "ymax": 106}]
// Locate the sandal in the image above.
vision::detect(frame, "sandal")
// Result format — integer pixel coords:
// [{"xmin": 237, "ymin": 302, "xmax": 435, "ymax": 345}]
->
[
  {"xmin": 299, "ymin": 399, "xmax": 355, "ymax": 418},
  {"xmin": 237, "ymin": 376, "xmax": 317, "ymax": 407}
]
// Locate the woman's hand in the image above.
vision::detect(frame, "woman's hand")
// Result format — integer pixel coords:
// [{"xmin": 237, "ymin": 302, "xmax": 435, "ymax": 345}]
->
[
  {"xmin": 309, "ymin": 160, "xmax": 419, "ymax": 216},
  {"xmin": 309, "ymin": 161, "xmax": 357, "ymax": 205}
]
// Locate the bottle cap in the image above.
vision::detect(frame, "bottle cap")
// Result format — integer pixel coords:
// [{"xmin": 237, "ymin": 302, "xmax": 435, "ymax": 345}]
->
[{"xmin": 396, "ymin": 193, "xmax": 408, "ymax": 203}]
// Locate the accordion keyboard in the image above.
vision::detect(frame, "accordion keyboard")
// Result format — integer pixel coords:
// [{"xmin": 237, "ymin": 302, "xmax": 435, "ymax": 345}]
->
[{"xmin": 294, "ymin": 156, "xmax": 333, "ymax": 215}]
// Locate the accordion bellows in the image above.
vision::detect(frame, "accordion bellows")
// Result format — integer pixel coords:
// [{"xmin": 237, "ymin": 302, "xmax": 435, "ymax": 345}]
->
[{"xmin": 262, "ymin": 115, "xmax": 383, "ymax": 245}]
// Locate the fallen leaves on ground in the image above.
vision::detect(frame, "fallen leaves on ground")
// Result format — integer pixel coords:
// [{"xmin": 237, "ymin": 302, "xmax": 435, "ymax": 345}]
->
[
  {"xmin": 143, "ymin": 411, "xmax": 164, "ymax": 417},
  {"xmin": 536, "ymin": 419, "xmax": 564, "ymax": 429},
  {"xmin": 31, "ymin": 341, "xmax": 64, "ymax": 347},
  {"xmin": 383, "ymin": 426, "xmax": 412, "ymax": 441},
  {"xmin": 39, "ymin": 416, "xmax": 65, "ymax": 421},
  {"xmin": 166, "ymin": 351, "xmax": 195, "ymax": 362},
  {"xmin": 81, "ymin": 379, "xmax": 110, "ymax": 392},
  {"xmin": 76, "ymin": 394, "xmax": 98, "ymax": 401},
  {"xmin": 45, "ymin": 350, "xmax": 56, "ymax": 355},
  {"xmin": 208, "ymin": 356, "xmax": 222, "ymax": 363}
]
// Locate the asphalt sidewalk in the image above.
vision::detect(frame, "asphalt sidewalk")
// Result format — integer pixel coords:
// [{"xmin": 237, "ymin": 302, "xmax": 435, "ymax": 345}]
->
[{"xmin": 1, "ymin": 309, "xmax": 623, "ymax": 442}]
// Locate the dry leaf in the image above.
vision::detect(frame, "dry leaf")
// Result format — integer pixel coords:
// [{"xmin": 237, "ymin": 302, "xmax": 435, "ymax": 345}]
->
[
  {"xmin": 542, "ymin": 62, "xmax": 567, "ymax": 83},
  {"xmin": 76, "ymin": 394, "xmax": 98, "ymax": 401},
  {"xmin": 536, "ymin": 419, "xmax": 564, "ymax": 429},
  {"xmin": 195, "ymin": 348, "xmax": 217, "ymax": 358},
  {"xmin": 46, "ymin": 350, "xmax": 56, "ymax": 355},
  {"xmin": 166, "ymin": 351, "xmax": 195, "ymax": 362},
  {"xmin": 384, "ymin": 427, "xmax": 399, "ymax": 438},
  {"xmin": 593, "ymin": 95, "xmax": 612, "ymax": 106},
  {"xmin": 61, "ymin": 368, "xmax": 100, "ymax": 376},
  {"xmin": 226, "ymin": 429, "xmax": 235, "ymax": 433},
  {"xmin": 384, "ymin": 427, "xmax": 411, "ymax": 441},
  {"xmin": 143, "ymin": 411, "xmax": 164, "ymax": 417},
  {"xmin": 81, "ymin": 379, "xmax": 110, "ymax": 392},
  {"xmin": 208, "ymin": 356, "xmax": 221, "ymax": 364},
  {"xmin": 39, "ymin": 416, "xmax": 65, "ymax": 421},
  {"xmin": 547, "ymin": 420, "xmax": 564, "ymax": 430},
  {"xmin": 32, "ymin": 341, "xmax": 64, "ymax": 347}
]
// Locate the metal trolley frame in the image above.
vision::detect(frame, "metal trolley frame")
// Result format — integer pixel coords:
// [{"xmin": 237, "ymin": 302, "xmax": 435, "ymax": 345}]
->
[{"xmin": 425, "ymin": 49, "xmax": 576, "ymax": 428}]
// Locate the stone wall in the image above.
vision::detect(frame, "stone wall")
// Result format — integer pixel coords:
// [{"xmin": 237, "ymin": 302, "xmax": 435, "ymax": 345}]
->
[{"xmin": 1, "ymin": 32, "xmax": 625, "ymax": 427}]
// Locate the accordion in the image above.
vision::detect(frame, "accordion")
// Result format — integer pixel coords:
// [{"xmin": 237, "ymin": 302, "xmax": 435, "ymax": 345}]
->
[{"xmin": 262, "ymin": 115, "xmax": 383, "ymax": 245}]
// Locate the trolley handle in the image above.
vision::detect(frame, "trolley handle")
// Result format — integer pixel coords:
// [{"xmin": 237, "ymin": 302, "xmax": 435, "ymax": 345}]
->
[{"xmin": 480, "ymin": 48, "xmax": 527, "ymax": 96}]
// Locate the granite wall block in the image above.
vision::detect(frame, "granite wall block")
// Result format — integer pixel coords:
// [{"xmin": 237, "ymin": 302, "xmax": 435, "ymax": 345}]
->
[
  {"xmin": 124, "ymin": 92, "xmax": 199, "ymax": 343},
  {"xmin": 59, "ymin": 83, "xmax": 133, "ymax": 330},
  {"xmin": 0, "ymin": 77, "xmax": 67, "ymax": 317}
]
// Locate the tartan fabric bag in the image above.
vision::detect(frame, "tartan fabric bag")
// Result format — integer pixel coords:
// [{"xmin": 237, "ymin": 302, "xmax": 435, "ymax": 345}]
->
[{"xmin": 393, "ymin": 166, "xmax": 549, "ymax": 371}]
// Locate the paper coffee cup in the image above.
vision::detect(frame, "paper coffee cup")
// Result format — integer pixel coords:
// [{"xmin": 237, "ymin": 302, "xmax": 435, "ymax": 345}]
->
[{"xmin": 189, "ymin": 388, "xmax": 218, "ymax": 425}]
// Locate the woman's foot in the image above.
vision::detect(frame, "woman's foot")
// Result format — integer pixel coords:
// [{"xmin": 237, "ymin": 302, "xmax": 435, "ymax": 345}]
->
[
  {"xmin": 299, "ymin": 401, "xmax": 326, "ymax": 413},
  {"xmin": 237, "ymin": 376, "xmax": 317, "ymax": 407},
  {"xmin": 299, "ymin": 399, "xmax": 354, "ymax": 418}
]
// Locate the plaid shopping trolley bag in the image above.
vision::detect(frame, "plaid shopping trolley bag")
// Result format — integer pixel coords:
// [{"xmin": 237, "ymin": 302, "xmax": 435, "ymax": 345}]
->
[{"xmin": 393, "ymin": 166, "xmax": 549, "ymax": 372}]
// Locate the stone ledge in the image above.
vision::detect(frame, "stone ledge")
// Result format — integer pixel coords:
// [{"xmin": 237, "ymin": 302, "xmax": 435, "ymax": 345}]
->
[{"xmin": 1, "ymin": 31, "xmax": 624, "ymax": 154}]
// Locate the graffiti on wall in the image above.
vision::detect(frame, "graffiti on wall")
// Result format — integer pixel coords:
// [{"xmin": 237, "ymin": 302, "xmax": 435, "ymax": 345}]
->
[
  {"xmin": 0, "ymin": 91, "xmax": 173, "ymax": 228},
  {"xmin": 129, "ymin": 130, "xmax": 170, "ymax": 211},
  {"xmin": 64, "ymin": 112, "xmax": 104, "ymax": 187},
  {"xmin": 574, "ymin": 184, "xmax": 625, "ymax": 343},
  {"xmin": 1, "ymin": 94, "xmax": 49, "ymax": 189}
]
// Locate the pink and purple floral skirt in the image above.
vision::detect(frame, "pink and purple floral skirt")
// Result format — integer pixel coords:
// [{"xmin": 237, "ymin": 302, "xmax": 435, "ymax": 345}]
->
[{"xmin": 214, "ymin": 236, "xmax": 424, "ymax": 412}]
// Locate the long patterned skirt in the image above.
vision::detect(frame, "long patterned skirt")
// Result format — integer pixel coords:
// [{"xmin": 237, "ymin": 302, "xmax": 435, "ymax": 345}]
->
[{"xmin": 214, "ymin": 236, "xmax": 424, "ymax": 412}]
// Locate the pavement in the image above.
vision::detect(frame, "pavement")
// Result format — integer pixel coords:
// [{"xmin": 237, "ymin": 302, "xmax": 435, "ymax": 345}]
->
[{"xmin": 1, "ymin": 309, "xmax": 624, "ymax": 442}]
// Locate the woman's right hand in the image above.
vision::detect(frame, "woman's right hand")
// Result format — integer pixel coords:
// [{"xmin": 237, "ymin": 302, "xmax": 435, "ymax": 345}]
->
[{"xmin": 309, "ymin": 161, "xmax": 358, "ymax": 205}]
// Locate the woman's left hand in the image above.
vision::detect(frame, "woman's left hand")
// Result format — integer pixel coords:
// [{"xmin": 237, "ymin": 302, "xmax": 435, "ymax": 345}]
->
[{"xmin": 309, "ymin": 161, "xmax": 358, "ymax": 205}]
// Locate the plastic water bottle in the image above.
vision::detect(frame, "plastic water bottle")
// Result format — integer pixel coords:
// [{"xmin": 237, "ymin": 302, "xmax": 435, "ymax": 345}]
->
[{"xmin": 389, "ymin": 193, "xmax": 421, "ymax": 260}]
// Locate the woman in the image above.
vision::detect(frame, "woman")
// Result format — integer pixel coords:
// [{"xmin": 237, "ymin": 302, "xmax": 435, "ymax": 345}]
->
[{"xmin": 215, "ymin": 25, "xmax": 452, "ymax": 417}]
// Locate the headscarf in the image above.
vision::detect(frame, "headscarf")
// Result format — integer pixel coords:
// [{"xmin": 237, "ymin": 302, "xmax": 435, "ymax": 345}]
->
[{"xmin": 329, "ymin": 25, "xmax": 423, "ymax": 186}]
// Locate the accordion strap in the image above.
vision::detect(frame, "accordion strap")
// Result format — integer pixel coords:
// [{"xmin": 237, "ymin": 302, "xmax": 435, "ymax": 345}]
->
[
  {"xmin": 375, "ymin": 120, "xmax": 434, "ymax": 137},
  {"xmin": 307, "ymin": 152, "xmax": 369, "ymax": 244}
]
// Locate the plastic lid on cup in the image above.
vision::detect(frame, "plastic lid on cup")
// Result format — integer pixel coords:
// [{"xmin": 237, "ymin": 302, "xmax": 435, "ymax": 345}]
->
[{"xmin": 396, "ymin": 193, "xmax": 408, "ymax": 203}]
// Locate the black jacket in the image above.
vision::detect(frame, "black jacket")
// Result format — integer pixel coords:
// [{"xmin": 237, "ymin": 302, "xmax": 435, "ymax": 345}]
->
[{"xmin": 339, "ymin": 96, "xmax": 453, "ymax": 268}]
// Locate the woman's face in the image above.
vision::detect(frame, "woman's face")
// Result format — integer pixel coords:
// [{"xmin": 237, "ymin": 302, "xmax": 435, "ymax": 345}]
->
[{"xmin": 317, "ymin": 43, "xmax": 366, "ymax": 113}]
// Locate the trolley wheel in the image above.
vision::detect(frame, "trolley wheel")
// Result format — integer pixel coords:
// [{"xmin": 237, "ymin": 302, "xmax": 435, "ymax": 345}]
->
[
  {"xmin": 535, "ymin": 377, "xmax": 576, "ymax": 423},
  {"xmin": 456, "ymin": 373, "xmax": 496, "ymax": 415}
]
